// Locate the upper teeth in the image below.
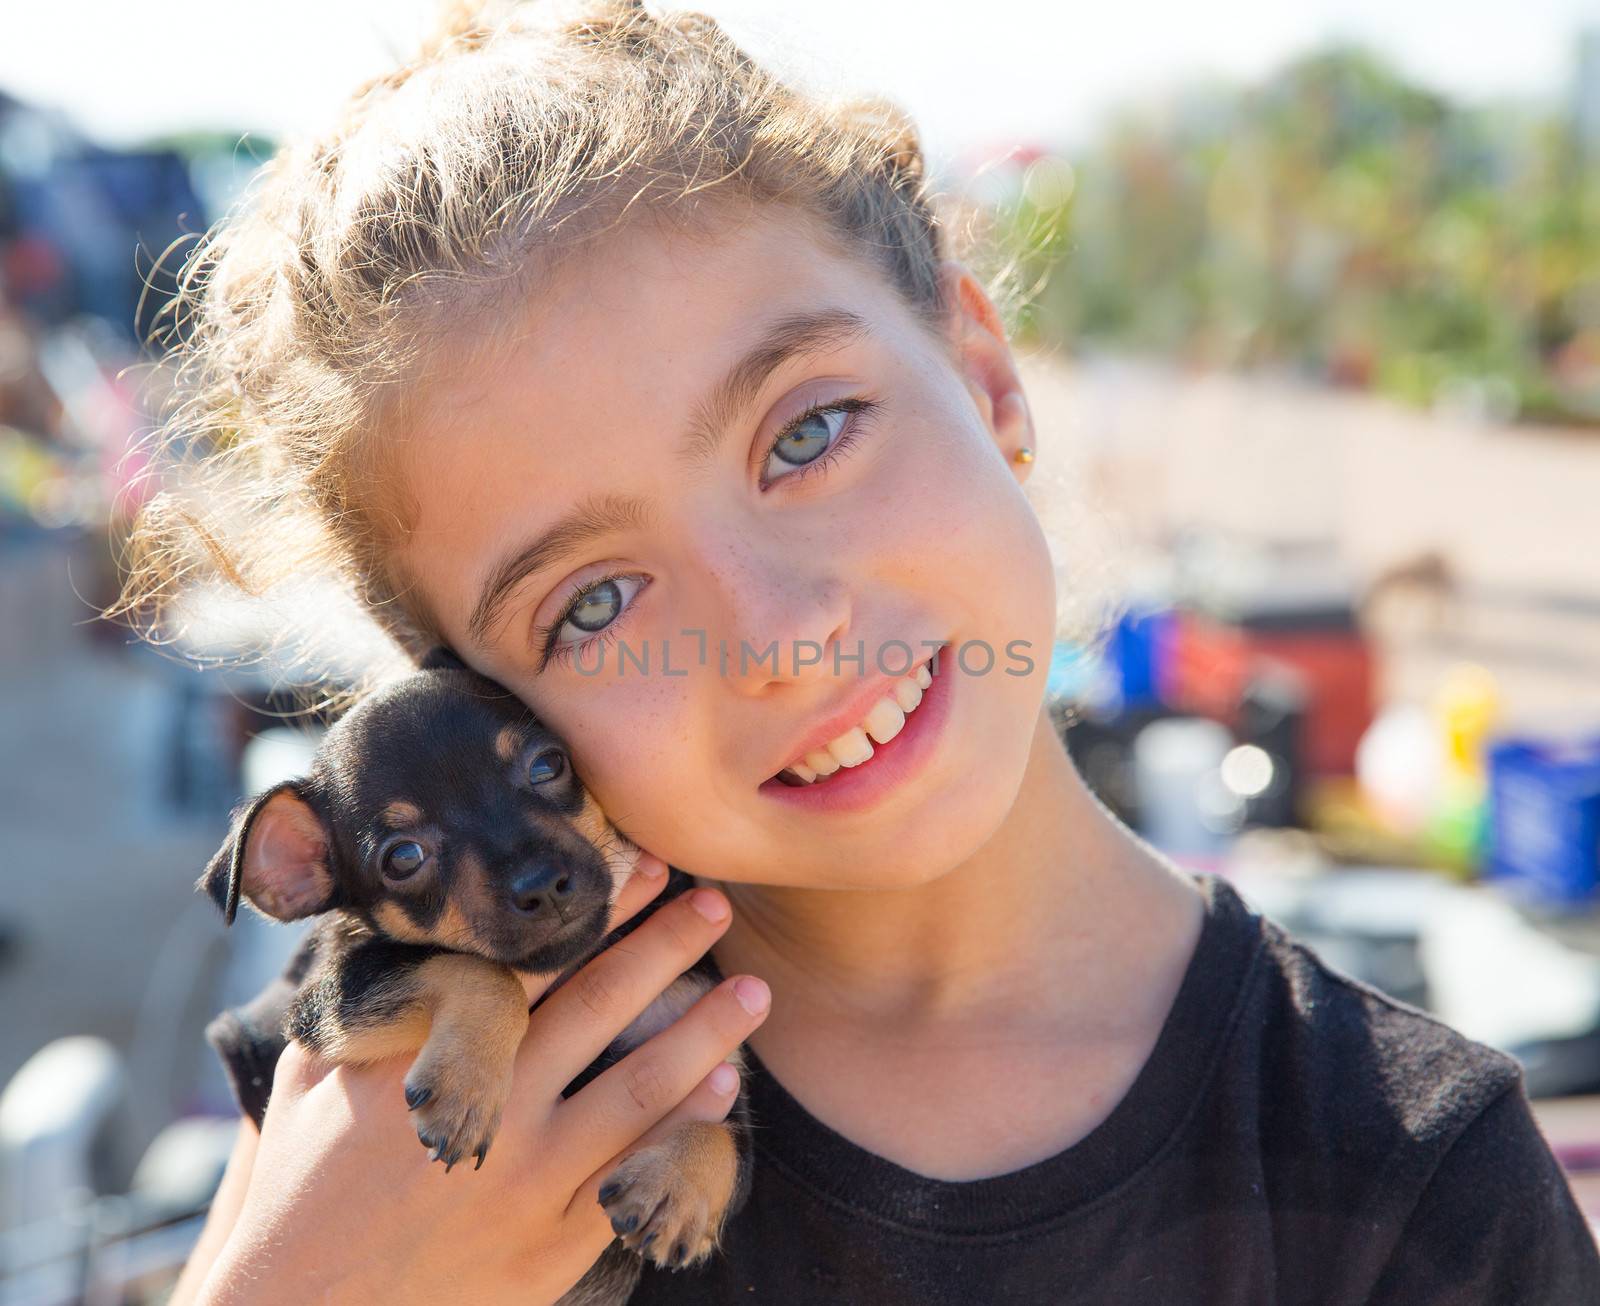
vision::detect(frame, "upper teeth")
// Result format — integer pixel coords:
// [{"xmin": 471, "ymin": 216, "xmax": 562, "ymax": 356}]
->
[{"xmin": 779, "ymin": 662, "xmax": 934, "ymax": 785}]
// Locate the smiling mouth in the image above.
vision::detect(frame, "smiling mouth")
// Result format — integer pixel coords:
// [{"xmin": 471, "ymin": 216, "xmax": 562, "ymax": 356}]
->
[{"xmin": 770, "ymin": 656, "xmax": 940, "ymax": 788}]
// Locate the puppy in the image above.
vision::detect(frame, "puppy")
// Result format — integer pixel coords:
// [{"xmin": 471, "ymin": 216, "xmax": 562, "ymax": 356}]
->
[{"xmin": 197, "ymin": 647, "xmax": 752, "ymax": 1296}]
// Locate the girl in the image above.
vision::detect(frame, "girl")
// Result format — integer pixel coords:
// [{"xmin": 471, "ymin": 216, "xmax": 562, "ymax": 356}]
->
[{"xmin": 120, "ymin": 2, "xmax": 1599, "ymax": 1301}]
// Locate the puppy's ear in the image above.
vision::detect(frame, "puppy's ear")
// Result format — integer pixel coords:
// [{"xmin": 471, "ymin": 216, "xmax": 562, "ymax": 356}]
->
[
  {"xmin": 199, "ymin": 781, "xmax": 336, "ymax": 926},
  {"xmin": 420, "ymin": 645, "xmax": 468, "ymax": 673}
]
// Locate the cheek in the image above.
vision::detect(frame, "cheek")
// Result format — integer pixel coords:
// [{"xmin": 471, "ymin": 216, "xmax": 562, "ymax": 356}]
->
[
  {"xmin": 533, "ymin": 681, "xmax": 702, "ymax": 828},
  {"xmin": 875, "ymin": 402, "xmax": 1053, "ymax": 619}
]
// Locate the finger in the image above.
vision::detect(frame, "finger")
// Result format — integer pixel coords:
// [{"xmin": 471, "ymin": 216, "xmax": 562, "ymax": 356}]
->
[
  {"xmin": 548, "ymin": 973, "xmax": 767, "ymax": 1176},
  {"xmin": 606, "ymin": 851, "xmax": 672, "ymax": 932},
  {"xmin": 509, "ymin": 887, "xmax": 734, "ymax": 1109},
  {"xmin": 513, "ymin": 852, "xmax": 672, "ymax": 1007},
  {"xmin": 565, "ymin": 1059, "xmax": 741, "ymax": 1221}
]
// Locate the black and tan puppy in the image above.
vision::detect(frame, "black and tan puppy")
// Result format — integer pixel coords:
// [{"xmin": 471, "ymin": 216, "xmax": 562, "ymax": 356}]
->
[{"xmin": 198, "ymin": 647, "xmax": 751, "ymax": 1293}]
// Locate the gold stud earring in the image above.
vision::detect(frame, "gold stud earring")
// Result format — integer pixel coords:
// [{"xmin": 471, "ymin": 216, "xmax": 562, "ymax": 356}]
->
[{"xmin": 1013, "ymin": 446, "xmax": 1034, "ymax": 464}]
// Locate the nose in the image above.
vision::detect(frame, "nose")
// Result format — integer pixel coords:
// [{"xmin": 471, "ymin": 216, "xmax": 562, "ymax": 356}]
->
[
  {"xmin": 688, "ymin": 528, "xmax": 854, "ymax": 693},
  {"xmin": 509, "ymin": 863, "xmax": 577, "ymax": 917}
]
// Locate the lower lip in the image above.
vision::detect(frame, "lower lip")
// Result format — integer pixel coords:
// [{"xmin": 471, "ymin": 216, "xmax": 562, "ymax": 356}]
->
[{"xmin": 757, "ymin": 655, "xmax": 955, "ymax": 814}]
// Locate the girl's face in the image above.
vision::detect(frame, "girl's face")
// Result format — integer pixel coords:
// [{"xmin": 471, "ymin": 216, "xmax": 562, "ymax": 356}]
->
[{"xmin": 392, "ymin": 205, "xmax": 1058, "ymax": 889}]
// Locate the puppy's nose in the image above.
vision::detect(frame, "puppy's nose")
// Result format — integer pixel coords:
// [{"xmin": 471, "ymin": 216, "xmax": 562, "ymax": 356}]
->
[{"xmin": 509, "ymin": 864, "xmax": 576, "ymax": 917}]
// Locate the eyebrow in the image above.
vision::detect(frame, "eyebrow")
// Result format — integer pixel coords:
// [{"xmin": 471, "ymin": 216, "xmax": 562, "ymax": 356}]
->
[
  {"xmin": 467, "ymin": 493, "xmax": 654, "ymax": 648},
  {"xmin": 465, "ymin": 306, "xmax": 872, "ymax": 649},
  {"xmin": 678, "ymin": 307, "xmax": 872, "ymax": 473}
]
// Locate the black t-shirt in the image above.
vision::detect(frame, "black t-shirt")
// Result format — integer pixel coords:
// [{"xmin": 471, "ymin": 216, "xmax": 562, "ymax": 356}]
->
[
  {"xmin": 209, "ymin": 873, "xmax": 1600, "ymax": 1304},
  {"xmin": 632, "ymin": 873, "xmax": 1600, "ymax": 1304}
]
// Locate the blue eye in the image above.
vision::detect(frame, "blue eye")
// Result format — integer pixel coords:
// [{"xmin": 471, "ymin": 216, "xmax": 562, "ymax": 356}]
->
[
  {"xmin": 526, "ymin": 748, "xmax": 566, "ymax": 785},
  {"xmin": 567, "ymin": 579, "xmax": 622, "ymax": 631},
  {"xmin": 758, "ymin": 395, "xmax": 876, "ymax": 486},
  {"xmin": 763, "ymin": 400, "xmax": 872, "ymax": 485},
  {"xmin": 543, "ymin": 573, "xmax": 645, "ymax": 660}
]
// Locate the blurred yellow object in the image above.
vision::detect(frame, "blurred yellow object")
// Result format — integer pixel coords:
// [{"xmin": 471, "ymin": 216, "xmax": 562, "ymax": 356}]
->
[
  {"xmin": 1425, "ymin": 663, "xmax": 1500, "ymax": 877},
  {"xmin": 1436, "ymin": 663, "xmax": 1500, "ymax": 785},
  {"xmin": 0, "ymin": 424, "xmax": 63, "ymax": 515}
]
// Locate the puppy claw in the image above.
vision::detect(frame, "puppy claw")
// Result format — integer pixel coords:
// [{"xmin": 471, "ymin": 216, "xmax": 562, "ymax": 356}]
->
[
  {"xmin": 407, "ymin": 1071, "xmax": 506, "ymax": 1175},
  {"xmin": 599, "ymin": 1123, "xmax": 740, "ymax": 1272}
]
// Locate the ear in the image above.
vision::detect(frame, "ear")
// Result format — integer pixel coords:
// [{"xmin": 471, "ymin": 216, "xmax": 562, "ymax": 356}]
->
[
  {"xmin": 420, "ymin": 644, "xmax": 469, "ymax": 673},
  {"xmin": 198, "ymin": 781, "xmax": 336, "ymax": 926},
  {"xmin": 936, "ymin": 260, "xmax": 1034, "ymax": 477}
]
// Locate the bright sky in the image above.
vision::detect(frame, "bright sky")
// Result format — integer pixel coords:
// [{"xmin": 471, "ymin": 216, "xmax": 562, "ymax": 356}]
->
[{"xmin": 2, "ymin": 0, "xmax": 1594, "ymax": 168}]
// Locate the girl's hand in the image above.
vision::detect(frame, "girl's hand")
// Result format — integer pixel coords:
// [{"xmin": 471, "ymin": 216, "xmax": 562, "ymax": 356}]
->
[{"xmin": 194, "ymin": 863, "xmax": 768, "ymax": 1305}]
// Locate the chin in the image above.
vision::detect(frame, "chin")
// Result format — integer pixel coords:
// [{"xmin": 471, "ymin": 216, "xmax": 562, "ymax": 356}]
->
[
  {"xmin": 789, "ymin": 794, "xmax": 1020, "ymax": 892},
  {"xmin": 502, "ymin": 911, "xmax": 611, "ymax": 976}
]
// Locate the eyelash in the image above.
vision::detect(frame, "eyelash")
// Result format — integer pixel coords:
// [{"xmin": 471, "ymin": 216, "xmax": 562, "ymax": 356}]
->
[
  {"xmin": 537, "ymin": 569, "xmax": 636, "ymax": 673},
  {"xmin": 534, "ymin": 396, "xmax": 879, "ymax": 672},
  {"xmin": 757, "ymin": 395, "xmax": 878, "ymax": 492}
]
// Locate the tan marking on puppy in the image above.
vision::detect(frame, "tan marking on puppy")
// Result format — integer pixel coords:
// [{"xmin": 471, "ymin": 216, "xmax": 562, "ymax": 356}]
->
[
  {"xmin": 314, "ymin": 976, "xmax": 433, "ymax": 1063},
  {"xmin": 429, "ymin": 900, "xmax": 479, "ymax": 952},
  {"xmin": 382, "ymin": 800, "xmax": 424, "ymax": 828},
  {"xmin": 451, "ymin": 848, "xmax": 505, "ymax": 948},
  {"xmin": 577, "ymin": 789, "xmax": 642, "ymax": 880},
  {"xmin": 303, "ymin": 951, "xmax": 528, "ymax": 1168},
  {"xmin": 572, "ymin": 788, "xmax": 610, "ymax": 845},
  {"xmin": 372, "ymin": 900, "xmax": 432, "ymax": 946},
  {"xmin": 495, "ymin": 724, "xmax": 522, "ymax": 764},
  {"xmin": 403, "ymin": 953, "xmax": 529, "ymax": 1168},
  {"xmin": 372, "ymin": 899, "xmax": 479, "ymax": 953},
  {"xmin": 602, "ymin": 1120, "xmax": 743, "ymax": 1267}
]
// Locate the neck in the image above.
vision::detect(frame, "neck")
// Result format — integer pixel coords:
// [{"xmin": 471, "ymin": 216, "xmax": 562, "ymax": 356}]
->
[{"xmin": 710, "ymin": 707, "xmax": 1202, "ymax": 1032}]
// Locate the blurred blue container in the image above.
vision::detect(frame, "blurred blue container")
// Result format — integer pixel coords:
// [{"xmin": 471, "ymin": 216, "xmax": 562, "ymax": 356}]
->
[
  {"xmin": 1109, "ymin": 608, "xmax": 1173, "ymax": 709},
  {"xmin": 1487, "ymin": 735, "xmax": 1600, "ymax": 908}
]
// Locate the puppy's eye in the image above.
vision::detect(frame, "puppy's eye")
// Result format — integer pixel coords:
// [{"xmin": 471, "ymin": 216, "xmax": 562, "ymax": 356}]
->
[
  {"xmin": 527, "ymin": 748, "xmax": 566, "ymax": 786},
  {"xmin": 382, "ymin": 840, "xmax": 427, "ymax": 880}
]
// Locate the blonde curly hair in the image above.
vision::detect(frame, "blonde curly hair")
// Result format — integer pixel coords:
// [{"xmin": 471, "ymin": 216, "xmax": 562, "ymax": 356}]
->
[{"xmin": 111, "ymin": 0, "xmax": 1044, "ymax": 690}]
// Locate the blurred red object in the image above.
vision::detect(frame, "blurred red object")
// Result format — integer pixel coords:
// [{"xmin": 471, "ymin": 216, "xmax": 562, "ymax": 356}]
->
[
  {"xmin": 1158, "ymin": 608, "xmax": 1375, "ymax": 777},
  {"xmin": 2, "ymin": 234, "xmax": 66, "ymax": 299}
]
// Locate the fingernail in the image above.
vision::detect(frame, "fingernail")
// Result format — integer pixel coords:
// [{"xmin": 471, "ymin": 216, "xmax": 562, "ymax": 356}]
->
[
  {"xmin": 733, "ymin": 976, "xmax": 770, "ymax": 1015},
  {"xmin": 690, "ymin": 889, "xmax": 729, "ymax": 923},
  {"xmin": 708, "ymin": 1061, "xmax": 738, "ymax": 1095},
  {"xmin": 637, "ymin": 852, "xmax": 667, "ymax": 879}
]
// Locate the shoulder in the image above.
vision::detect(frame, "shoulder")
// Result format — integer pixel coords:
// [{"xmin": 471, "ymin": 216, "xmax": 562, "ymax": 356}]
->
[
  {"xmin": 1228, "ymin": 886, "xmax": 1524, "ymax": 1157},
  {"xmin": 1364, "ymin": 1076, "xmax": 1600, "ymax": 1301},
  {"xmin": 1208, "ymin": 882, "xmax": 1600, "ymax": 1294}
]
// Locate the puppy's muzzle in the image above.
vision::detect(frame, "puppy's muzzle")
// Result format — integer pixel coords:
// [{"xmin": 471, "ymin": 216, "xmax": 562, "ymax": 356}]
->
[{"xmin": 509, "ymin": 862, "xmax": 578, "ymax": 920}]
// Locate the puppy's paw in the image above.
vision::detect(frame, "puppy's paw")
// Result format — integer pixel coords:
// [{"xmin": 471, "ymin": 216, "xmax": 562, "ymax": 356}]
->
[
  {"xmin": 597, "ymin": 1120, "xmax": 740, "ymax": 1270},
  {"xmin": 404, "ymin": 1065, "xmax": 509, "ymax": 1173}
]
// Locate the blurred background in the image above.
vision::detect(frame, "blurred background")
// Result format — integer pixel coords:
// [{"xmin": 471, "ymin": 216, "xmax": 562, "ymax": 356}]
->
[{"xmin": 1, "ymin": 1, "xmax": 1598, "ymax": 1299}]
